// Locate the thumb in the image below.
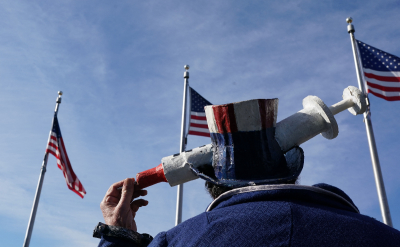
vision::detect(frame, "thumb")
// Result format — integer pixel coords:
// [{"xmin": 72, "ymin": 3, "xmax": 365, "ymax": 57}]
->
[{"xmin": 118, "ymin": 178, "xmax": 134, "ymax": 207}]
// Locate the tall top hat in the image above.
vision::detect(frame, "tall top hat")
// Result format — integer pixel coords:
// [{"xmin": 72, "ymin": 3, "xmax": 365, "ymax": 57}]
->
[{"xmin": 191, "ymin": 99, "xmax": 304, "ymax": 188}]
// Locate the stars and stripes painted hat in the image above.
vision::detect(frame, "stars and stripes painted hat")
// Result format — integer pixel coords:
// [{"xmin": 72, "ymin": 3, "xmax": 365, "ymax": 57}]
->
[{"xmin": 190, "ymin": 99, "xmax": 304, "ymax": 188}]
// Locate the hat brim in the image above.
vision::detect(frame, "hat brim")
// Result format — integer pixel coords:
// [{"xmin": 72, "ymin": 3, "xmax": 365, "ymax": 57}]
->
[{"xmin": 190, "ymin": 146, "xmax": 304, "ymax": 188}]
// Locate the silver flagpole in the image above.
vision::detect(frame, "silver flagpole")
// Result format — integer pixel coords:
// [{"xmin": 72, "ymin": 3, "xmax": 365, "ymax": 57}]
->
[
  {"xmin": 175, "ymin": 65, "xmax": 189, "ymax": 225},
  {"xmin": 23, "ymin": 91, "xmax": 63, "ymax": 247},
  {"xmin": 346, "ymin": 17, "xmax": 393, "ymax": 226}
]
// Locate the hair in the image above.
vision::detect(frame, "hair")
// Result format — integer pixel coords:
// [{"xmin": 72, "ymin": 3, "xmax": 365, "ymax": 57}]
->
[{"xmin": 205, "ymin": 181, "xmax": 232, "ymax": 200}]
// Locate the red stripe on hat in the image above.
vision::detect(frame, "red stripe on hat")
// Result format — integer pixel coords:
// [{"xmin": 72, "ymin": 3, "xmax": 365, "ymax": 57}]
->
[
  {"xmin": 213, "ymin": 103, "xmax": 238, "ymax": 133},
  {"xmin": 258, "ymin": 99, "xmax": 277, "ymax": 129}
]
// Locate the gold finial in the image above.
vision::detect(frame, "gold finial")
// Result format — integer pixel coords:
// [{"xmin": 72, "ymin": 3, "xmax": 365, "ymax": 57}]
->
[
  {"xmin": 346, "ymin": 17, "xmax": 353, "ymax": 24},
  {"xmin": 184, "ymin": 65, "xmax": 190, "ymax": 71},
  {"xmin": 58, "ymin": 91, "xmax": 63, "ymax": 95}
]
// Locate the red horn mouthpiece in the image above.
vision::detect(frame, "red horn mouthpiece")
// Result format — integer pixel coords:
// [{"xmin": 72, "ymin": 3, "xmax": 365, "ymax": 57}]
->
[{"xmin": 136, "ymin": 163, "xmax": 168, "ymax": 189}]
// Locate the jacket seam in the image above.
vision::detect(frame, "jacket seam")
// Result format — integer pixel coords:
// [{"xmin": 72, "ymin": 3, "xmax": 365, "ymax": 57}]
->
[
  {"xmin": 205, "ymin": 211, "xmax": 211, "ymax": 224},
  {"xmin": 288, "ymin": 201, "xmax": 293, "ymax": 247}
]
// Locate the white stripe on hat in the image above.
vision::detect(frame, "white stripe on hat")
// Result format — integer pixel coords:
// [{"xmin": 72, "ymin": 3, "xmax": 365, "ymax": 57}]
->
[
  {"xmin": 233, "ymin": 99, "xmax": 262, "ymax": 132},
  {"xmin": 205, "ymin": 106, "xmax": 218, "ymax": 133}
]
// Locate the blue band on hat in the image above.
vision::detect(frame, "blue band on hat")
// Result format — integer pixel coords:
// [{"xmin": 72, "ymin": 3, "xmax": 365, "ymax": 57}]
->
[
  {"xmin": 211, "ymin": 128, "xmax": 287, "ymax": 181},
  {"xmin": 191, "ymin": 146, "xmax": 304, "ymax": 188},
  {"xmin": 211, "ymin": 132, "xmax": 235, "ymax": 180}
]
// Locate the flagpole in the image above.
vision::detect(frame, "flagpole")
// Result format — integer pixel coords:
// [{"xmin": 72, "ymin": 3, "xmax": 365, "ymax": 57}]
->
[
  {"xmin": 346, "ymin": 17, "xmax": 393, "ymax": 227},
  {"xmin": 175, "ymin": 65, "xmax": 189, "ymax": 225},
  {"xmin": 23, "ymin": 91, "xmax": 63, "ymax": 247}
]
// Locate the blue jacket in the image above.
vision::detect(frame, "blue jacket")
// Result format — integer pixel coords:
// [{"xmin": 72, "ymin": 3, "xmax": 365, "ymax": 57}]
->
[{"xmin": 98, "ymin": 183, "xmax": 400, "ymax": 246}]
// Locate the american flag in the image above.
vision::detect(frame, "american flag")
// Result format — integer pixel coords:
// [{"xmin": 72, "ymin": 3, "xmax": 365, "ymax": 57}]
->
[
  {"xmin": 357, "ymin": 40, "xmax": 400, "ymax": 101},
  {"xmin": 188, "ymin": 87, "xmax": 212, "ymax": 137},
  {"xmin": 46, "ymin": 115, "xmax": 86, "ymax": 198}
]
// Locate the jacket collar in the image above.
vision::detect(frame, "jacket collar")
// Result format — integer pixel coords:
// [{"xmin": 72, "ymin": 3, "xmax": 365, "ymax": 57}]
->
[{"xmin": 206, "ymin": 184, "xmax": 359, "ymax": 214}]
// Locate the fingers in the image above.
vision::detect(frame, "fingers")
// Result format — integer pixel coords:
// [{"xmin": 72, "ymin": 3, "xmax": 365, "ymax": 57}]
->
[
  {"xmin": 118, "ymin": 178, "xmax": 135, "ymax": 207},
  {"xmin": 102, "ymin": 178, "xmax": 148, "ymax": 207},
  {"xmin": 102, "ymin": 179, "xmax": 125, "ymax": 205},
  {"xmin": 132, "ymin": 188, "xmax": 147, "ymax": 201},
  {"xmin": 130, "ymin": 199, "xmax": 149, "ymax": 213}
]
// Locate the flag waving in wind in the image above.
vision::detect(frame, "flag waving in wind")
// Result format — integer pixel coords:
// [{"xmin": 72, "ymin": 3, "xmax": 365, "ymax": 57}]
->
[
  {"xmin": 46, "ymin": 115, "xmax": 86, "ymax": 198},
  {"xmin": 357, "ymin": 40, "xmax": 400, "ymax": 101},
  {"xmin": 188, "ymin": 87, "xmax": 212, "ymax": 137}
]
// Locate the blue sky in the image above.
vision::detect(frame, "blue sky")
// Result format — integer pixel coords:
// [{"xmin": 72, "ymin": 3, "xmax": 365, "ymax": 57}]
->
[{"xmin": 1, "ymin": 1, "xmax": 400, "ymax": 246}]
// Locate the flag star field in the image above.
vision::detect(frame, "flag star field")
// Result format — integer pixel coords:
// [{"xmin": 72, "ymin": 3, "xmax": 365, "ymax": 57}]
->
[
  {"xmin": 188, "ymin": 87, "xmax": 212, "ymax": 137},
  {"xmin": 358, "ymin": 40, "xmax": 400, "ymax": 71},
  {"xmin": 190, "ymin": 87, "xmax": 212, "ymax": 112},
  {"xmin": 357, "ymin": 40, "xmax": 400, "ymax": 101}
]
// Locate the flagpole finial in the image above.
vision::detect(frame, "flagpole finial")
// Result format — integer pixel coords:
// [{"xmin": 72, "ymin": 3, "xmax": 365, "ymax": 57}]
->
[
  {"xmin": 346, "ymin": 17, "xmax": 355, "ymax": 33},
  {"xmin": 56, "ymin": 91, "xmax": 63, "ymax": 104},
  {"xmin": 184, "ymin": 65, "xmax": 190, "ymax": 79}
]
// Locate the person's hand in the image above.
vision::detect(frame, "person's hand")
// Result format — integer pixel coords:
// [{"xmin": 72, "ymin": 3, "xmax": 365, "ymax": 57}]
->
[{"xmin": 100, "ymin": 178, "xmax": 148, "ymax": 231}]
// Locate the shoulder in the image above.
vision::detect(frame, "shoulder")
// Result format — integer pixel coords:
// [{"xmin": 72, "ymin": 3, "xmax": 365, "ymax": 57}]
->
[
  {"xmin": 148, "ymin": 231, "xmax": 167, "ymax": 247},
  {"xmin": 161, "ymin": 212, "xmax": 211, "ymax": 246}
]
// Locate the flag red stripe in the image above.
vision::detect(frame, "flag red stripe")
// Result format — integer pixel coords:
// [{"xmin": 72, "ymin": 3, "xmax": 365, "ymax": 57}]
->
[
  {"xmin": 368, "ymin": 89, "xmax": 400, "ymax": 101},
  {"xmin": 190, "ymin": 115, "xmax": 207, "ymax": 120},
  {"xmin": 59, "ymin": 138, "xmax": 77, "ymax": 184},
  {"xmin": 48, "ymin": 142, "xmax": 57, "ymax": 149},
  {"xmin": 367, "ymin": 81, "xmax": 400, "ymax": 92},
  {"xmin": 71, "ymin": 189, "xmax": 84, "ymax": 198},
  {"xmin": 364, "ymin": 72, "xmax": 400, "ymax": 82},
  {"xmin": 188, "ymin": 130, "xmax": 211, "ymax": 137},
  {"xmin": 59, "ymin": 138, "xmax": 72, "ymax": 168},
  {"xmin": 46, "ymin": 149, "xmax": 57, "ymax": 157},
  {"xmin": 190, "ymin": 123, "xmax": 208, "ymax": 128}
]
